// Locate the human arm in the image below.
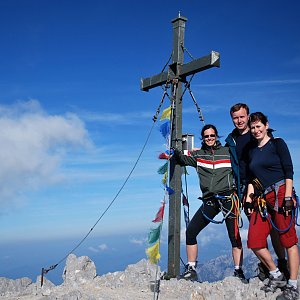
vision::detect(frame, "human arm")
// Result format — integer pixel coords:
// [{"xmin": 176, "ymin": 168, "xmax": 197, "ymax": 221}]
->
[
  {"xmin": 275, "ymin": 138, "xmax": 293, "ymax": 180},
  {"xmin": 274, "ymin": 139, "xmax": 294, "ymax": 215},
  {"xmin": 172, "ymin": 148, "xmax": 197, "ymax": 168}
]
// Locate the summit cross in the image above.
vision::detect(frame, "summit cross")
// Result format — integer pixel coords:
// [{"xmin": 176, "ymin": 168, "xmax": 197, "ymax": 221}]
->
[{"xmin": 141, "ymin": 15, "xmax": 220, "ymax": 278}]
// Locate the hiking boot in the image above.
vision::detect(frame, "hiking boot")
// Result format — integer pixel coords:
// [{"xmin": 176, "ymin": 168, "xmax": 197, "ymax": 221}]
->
[
  {"xmin": 277, "ymin": 258, "xmax": 290, "ymax": 281},
  {"xmin": 180, "ymin": 264, "xmax": 198, "ymax": 282},
  {"xmin": 233, "ymin": 268, "xmax": 248, "ymax": 284},
  {"xmin": 257, "ymin": 262, "xmax": 270, "ymax": 281},
  {"xmin": 276, "ymin": 284, "xmax": 299, "ymax": 300},
  {"xmin": 261, "ymin": 273, "xmax": 287, "ymax": 293}
]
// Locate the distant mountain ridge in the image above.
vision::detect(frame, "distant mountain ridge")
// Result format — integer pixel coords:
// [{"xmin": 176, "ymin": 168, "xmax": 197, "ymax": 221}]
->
[{"xmin": 198, "ymin": 247, "xmax": 260, "ymax": 282}]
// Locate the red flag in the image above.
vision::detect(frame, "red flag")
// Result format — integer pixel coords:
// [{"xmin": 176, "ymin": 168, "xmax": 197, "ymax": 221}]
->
[
  {"xmin": 158, "ymin": 152, "xmax": 170, "ymax": 160},
  {"xmin": 152, "ymin": 203, "xmax": 165, "ymax": 222},
  {"xmin": 182, "ymin": 194, "xmax": 189, "ymax": 207}
]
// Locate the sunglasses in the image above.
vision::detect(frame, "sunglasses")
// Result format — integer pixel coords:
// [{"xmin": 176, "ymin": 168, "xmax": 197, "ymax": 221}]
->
[{"xmin": 203, "ymin": 134, "xmax": 216, "ymax": 139}]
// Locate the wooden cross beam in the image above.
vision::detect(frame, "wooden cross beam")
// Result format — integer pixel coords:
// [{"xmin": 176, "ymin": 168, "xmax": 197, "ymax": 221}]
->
[
  {"xmin": 141, "ymin": 51, "xmax": 220, "ymax": 91},
  {"xmin": 141, "ymin": 15, "xmax": 220, "ymax": 278}
]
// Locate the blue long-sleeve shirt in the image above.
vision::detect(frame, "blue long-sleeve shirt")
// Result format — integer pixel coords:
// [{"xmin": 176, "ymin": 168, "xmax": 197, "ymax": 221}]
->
[{"xmin": 248, "ymin": 138, "xmax": 293, "ymax": 189}]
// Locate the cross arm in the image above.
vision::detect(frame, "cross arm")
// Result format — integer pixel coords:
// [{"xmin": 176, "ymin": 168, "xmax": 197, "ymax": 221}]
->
[
  {"xmin": 180, "ymin": 51, "xmax": 220, "ymax": 78},
  {"xmin": 140, "ymin": 71, "xmax": 169, "ymax": 92},
  {"xmin": 140, "ymin": 51, "xmax": 220, "ymax": 92}
]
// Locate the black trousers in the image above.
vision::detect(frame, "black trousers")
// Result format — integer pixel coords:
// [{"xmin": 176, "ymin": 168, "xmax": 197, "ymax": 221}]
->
[{"xmin": 186, "ymin": 197, "xmax": 242, "ymax": 248}]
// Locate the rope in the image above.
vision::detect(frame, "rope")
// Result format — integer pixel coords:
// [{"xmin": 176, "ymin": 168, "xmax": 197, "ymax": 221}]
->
[
  {"xmin": 233, "ymin": 192, "xmax": 243, "ymax": 228},
  {"xmin": 265, "ymin": 211, "xmax": 294, "ymax": 233},
  {"xmin": 257, "ymin": 197, "xmax": 295, "ymax": 233},
  {"xmin": 200, "ymin": 193, "xmax": 240, "ymax": 224},
  {"xmin": 182, "ymin": 168, "xmax": 190, "ymax": 227},
  {"xmin": 180, "ymin": 45, "xmax": 205, "ymax": 125},
  {"xmin": 152, "ymin": 89, "xmax": 169, "ymax": 122},
  {"xmin": 180, "ymin": 75, "xmax": 205, "ymax": 125},
  {"xmin": 161, "ymin": 52, "xmax": 173, "ymax": 73},
  {"xmin": 41, "ymin": 95, "xmax": 166, "ymax": 286},
  {"xmin": 181, "ymin": 43, "xmax": 195, "ymax": 60},
  {"xmin": 187, "ymin": 84, "xmax": 205, "ymax": 125}
]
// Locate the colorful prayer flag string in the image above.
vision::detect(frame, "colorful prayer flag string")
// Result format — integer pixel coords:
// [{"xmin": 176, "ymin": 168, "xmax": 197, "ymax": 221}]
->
[{"xmin": 146, "ymin": 104, "xmax": 173, "ymax": 264}]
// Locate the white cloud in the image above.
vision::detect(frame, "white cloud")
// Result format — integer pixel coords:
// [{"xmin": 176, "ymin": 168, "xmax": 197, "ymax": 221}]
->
[
  {"xmin": 0, "ymin": 100, "xmax": 91, "ymax": 210},
  {"xmin": 88, "ymin": 246, "xmax": 100, "ymax": 253},
  {"xmin": 98, "ymin": 244, "xmax": 108, "ymax": 251},
  {"xmin": 88, "ymin": 243, "xmax": 108, "ymax": 253},
  {"xmin": 129, "ymin": 238, "xmax": 145, "ymax": 245}
]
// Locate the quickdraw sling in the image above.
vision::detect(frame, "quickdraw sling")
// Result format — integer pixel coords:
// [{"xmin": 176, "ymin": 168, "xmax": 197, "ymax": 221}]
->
[{"xmin": 200, "ymin": 191, "xmax": 243, "ymax": 228}]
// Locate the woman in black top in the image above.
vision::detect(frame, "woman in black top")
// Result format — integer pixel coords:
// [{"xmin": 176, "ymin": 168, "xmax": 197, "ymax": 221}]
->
[{"xmin": 245, "ymin": 112, "xmax": 299, "ymax": 299}]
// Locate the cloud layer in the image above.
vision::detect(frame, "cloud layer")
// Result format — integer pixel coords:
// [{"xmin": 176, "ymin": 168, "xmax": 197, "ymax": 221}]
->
[{"xmin": 0, "ymin": 100, "xmax": 91, "ymax": 210}]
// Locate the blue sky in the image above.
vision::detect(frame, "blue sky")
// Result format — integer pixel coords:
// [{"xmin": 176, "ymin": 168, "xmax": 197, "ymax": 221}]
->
[{"xmin": 0, "ymin": 0, "xmax": 300, "ymax": 281}]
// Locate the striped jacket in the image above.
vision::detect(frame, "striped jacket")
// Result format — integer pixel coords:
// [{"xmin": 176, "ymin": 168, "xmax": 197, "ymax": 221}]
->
[{"xmin": 173, "ymin": 140, "xmax": 234, "ymax": 199}]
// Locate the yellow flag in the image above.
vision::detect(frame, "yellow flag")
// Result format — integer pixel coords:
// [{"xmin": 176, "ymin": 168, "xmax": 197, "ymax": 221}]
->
[
  {"xmin": 160, "ymin": 106, "xmax": 171, "ymax": 121},
  {"xmin": 146, "ymin": 242, "xmax": 160, "ymax": 264},
  {"xmin": 162, "ymin": 171, "xmax": 168, "ymax": 185}
]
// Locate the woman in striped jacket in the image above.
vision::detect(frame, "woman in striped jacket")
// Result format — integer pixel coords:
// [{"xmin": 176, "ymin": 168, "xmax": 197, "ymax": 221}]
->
[{"xmin": 173, "ymin": 124, "xmax": 246, "ymax": 283}]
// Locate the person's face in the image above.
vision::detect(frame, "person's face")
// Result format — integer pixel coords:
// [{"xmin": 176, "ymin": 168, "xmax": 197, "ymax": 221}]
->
[
  {"xmin": 203, "ymin": 128, "xmax": 216, "ymax": 147},
  {"xmin": 231, "ymin": 108, "xmax": 249, "ymax": 132},
  {"xmin": 250, "ymin": 120, "xmax": 269, "ymax": 141}
]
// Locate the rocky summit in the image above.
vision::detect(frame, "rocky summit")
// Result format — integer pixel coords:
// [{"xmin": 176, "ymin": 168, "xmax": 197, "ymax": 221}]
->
[{"xmin": 0, "ymin": 254, "xmax": 295, "ymax": 299}]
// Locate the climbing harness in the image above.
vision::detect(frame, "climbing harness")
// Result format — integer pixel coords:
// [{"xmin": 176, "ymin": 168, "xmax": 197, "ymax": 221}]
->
[
  {"xmin": 255, "ymin": 195, "xmax": 295, "ymax": 233},
  {"xmin": 200, "ymin": 192, "xmax": 242, "ymax": 227},
  {"xmin": 252, "ymin": 181, "xmax": 299, "ymax": 233}
]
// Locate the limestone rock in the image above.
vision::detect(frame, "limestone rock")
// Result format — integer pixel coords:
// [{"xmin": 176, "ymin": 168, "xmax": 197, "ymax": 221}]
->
[
  {"xmin": 0, "ymin": 277, "xmax": 32, "ymax": 296},
  {"xmin": 62, "ymin": 253, "xmax": 96, "ymax": 287},
  {"xmin": 0, "ymin": 254, "xmax": 297, "ymax": 299}
]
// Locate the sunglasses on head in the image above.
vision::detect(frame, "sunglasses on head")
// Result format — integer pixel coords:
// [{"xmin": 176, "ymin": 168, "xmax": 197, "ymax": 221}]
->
[{"xmin": 203, "ymin": 134, "xmax": 216, "ymax": 139}]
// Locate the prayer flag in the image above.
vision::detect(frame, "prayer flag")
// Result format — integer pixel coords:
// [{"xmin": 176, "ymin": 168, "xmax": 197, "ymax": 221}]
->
[
  {"xmin": 152, "ymin": 203, "xmax": 165, "ymax": 222},
  {"xmin": 182, "ymin": 194, "xmax": 189, "ymax": 207},
  {"xmin": 160, "ymin": 106, "xmax": 171, "ymax": 121},
  {"xmin": 157, "ymin": 162, "xmax": 168, "ymax": 174},
  {"xmin": 158, "ymin": 152, "xmax": 170, "ymax": 160},
  {"xmin": 146, "ymin": 241, "xmax": 160, "ymax": 264},
  {"xmin": 148, "ymin": 223, "xmax": 162, "ymax": 244},
  {"xmin": 166, "ymin": 186, "xmax": 174, "ymax": 195},
  {"xmin": 162, "ymin": 172, "xmax": 168, "ymax": 185},
  {"xmin": 159, "ymin": 121, "xmax": 170, "ymax": 138}
]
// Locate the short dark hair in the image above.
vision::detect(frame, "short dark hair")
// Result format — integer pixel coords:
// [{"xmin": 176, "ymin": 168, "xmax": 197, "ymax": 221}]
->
[
  {"xmin": 249, "ymin": 111, "xmax": 268, "ymax": 125},
  {"xmin": 201, "ymin": 124, "xmax": 219, "ymax": 139},
  {"xmin": 230, "ymin": 103, "xmax": 249, "ymax": 116},
  {"xmin": 249, "ymin": 111, "xmax": 275, "ymax": 137}
]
